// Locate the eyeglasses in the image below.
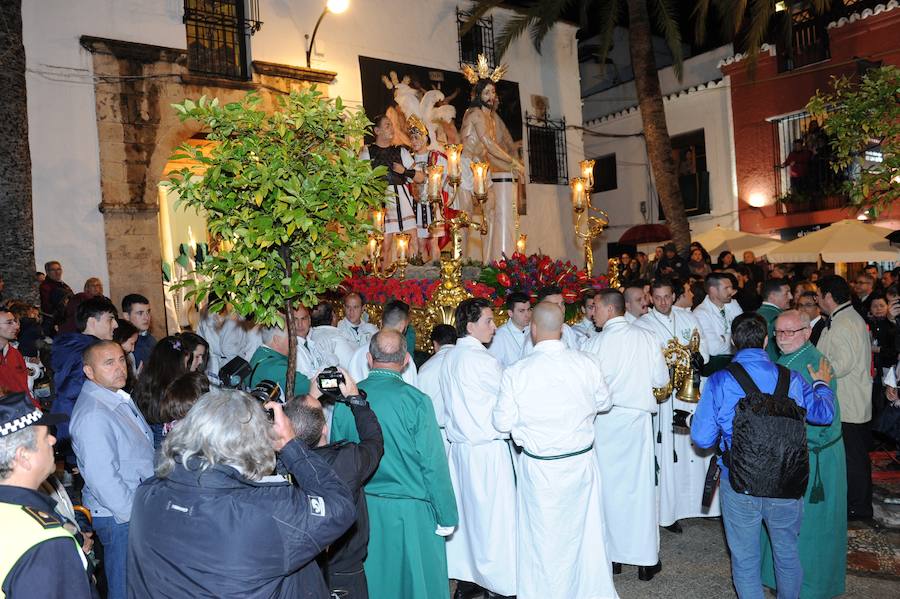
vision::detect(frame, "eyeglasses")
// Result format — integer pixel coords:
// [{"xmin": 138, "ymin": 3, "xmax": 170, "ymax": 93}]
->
[{"xmin": 775, "ymin": 327, "xmax": 808, "ymax": 337}]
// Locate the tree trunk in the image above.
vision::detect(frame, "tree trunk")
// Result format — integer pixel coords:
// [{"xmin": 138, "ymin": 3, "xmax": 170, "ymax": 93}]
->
[
  {"xmin": 626, "ymin": 0, "xmax": 691, "ymax": 253},
  {"xmin": 0, "ymin": 0, "xmax": 38, "ymax": 303},
  {"xmin": 280, "ymin": 245, "xmax": 297, "ymax": 401}
]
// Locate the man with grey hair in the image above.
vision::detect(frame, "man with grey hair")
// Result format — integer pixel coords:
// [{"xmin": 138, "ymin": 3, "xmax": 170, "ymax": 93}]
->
[
  {"xmin": 347, "ymin": 301, "xmax": 418, "ymax": 387},
  {"xmin": 494, "ymin": 302, "xmax": 617, "ymax": 596},
  {"xmin": 332, "ymin": 329, "xmax": 457, "ymax": 599},
  {"xmin": 0, "ymin": 392, "xmax": 93, "ymax": 597},
  {"xmin": 127, "ymin": 389, "xmax": 356, "ymax": 597},
  {"xmin": 248, "ymin": 321, "xmax": 311, "ymax": 395}
]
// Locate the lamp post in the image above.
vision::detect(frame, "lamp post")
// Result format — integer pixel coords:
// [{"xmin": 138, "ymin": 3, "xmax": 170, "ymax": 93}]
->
[
  {"xmin": 306, "ymin": 0, "xmax": 349, "ymax": 68},
  {"xmin": 570, "ymin": 159, "xmax": 609, "ymax": 274}
]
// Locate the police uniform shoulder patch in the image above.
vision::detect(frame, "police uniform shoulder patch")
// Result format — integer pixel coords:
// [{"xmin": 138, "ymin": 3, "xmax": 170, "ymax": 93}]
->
[{"xmin": 21, "ymin": 505, "xmax": 63, "ymax": 529}]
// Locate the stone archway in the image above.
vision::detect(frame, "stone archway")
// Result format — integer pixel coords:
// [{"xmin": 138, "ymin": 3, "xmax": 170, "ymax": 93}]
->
[{"xmin": 82, "ymin": 36, "xmax": 334, "ymax": 336}]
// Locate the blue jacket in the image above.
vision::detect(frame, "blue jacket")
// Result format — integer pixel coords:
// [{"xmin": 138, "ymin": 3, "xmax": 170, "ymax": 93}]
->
[
  {"xmin": 127, "ymin": 439, "xmax": 356, "ymax": 599},
  {"xmin": 50, "ymin": 332, "xmax": 98, "ymax": 440},
  {"xmin": 691, "ymin": 348, "xmax": 835, "ymax": 481},
  {"xmin": 131, "ymin": 332, "xmax": 156, "ymax": 372}
]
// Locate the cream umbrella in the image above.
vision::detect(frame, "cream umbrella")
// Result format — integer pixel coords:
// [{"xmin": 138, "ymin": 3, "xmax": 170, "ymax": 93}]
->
[
  {"xmin": 691, "ymin": 225, "xmax": 784, "ymax": 257},
  {"xmin": 766, "ymin": 219, "xmax": 898, "ymax": 263}
]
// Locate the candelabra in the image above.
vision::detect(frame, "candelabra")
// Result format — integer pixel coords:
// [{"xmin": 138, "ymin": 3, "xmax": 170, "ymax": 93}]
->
[
  {"xmin": 570, "ymin": 159, "xmax": 610, "ymax": 274},
  {"xmin": 366, "ymin": 209, "xmax": 409, "ymax": 279}
]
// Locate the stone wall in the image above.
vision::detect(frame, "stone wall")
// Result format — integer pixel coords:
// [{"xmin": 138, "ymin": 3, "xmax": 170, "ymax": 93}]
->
[{"xmin": 82, "ymin": 36, "xmax": 333, "ymax": 337}]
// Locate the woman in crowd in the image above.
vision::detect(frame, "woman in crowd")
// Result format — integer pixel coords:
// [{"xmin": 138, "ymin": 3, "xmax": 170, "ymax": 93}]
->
[
  {"xmin": 688, "ymin": 247, "xmax": 712, "ymax": 278},
  {"xmin": 716, "ymin": 250, "xmax": 736, "ymax": 271},
  {"xmin": 133, "ymin": 335, "xmax": 191, "ymax": 449},
  {"xmin": 113, "ymin": 319, "xmax": 140, "ymax": 392},
  {"xmin": 159, "ymin": 370, "xmax": 210, "ymax": 437},
  {"xmin": 179, "ymin": 332, "xmax": 210, "ymax": 373}
]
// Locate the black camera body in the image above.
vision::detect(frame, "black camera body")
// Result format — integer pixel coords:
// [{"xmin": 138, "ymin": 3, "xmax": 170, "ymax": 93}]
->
[
  {"xmin": 317, "ymin": 367, "xmax": 345, "ymax": 394},
  {"xmin": 249, "ymin": 380, "xmax": 284, "ymax": 420}
]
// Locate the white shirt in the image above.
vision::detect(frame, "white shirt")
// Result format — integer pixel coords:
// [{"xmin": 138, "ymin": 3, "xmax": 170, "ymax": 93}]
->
[
  {"xmin": 582, "ymin": 317, "xmax": 669, "ymax": 412},
  {"xmin": 692, "ymin": 296, "xmax": 742, "ymax": 356},
  {"xmin": 634, "ymin": 307, "xmax": 709, "ymax": 362},
  {"xmin": 494, "ymin": 340, "xmax": 611, "ymax": 455},
  {"xmin": 440, "ymin": 335, "xmax": 505, "ymax": 444},
  {"xmin": 571, "ymin": 317, "xmax": 598, "ymax": 347},
  {"xmin": 418, "ymin": 344, "xmax": 455, "ymax": 428},
  {"xmin": 309, "ymin": 325, "xmax": 357, "ymax": 369},
  {"xmin": 295, "ymin": 336, "xmax": 328, "ymax": 379},
  {"xmin": 347, "ymin": 343, "xmax": 418, "ymax": 387},
  {"xmin": 488, "ymin": 320, "xmax": 529, "ymax": 367},
  {"xmin": 624, "ymin": 311, "xmax": 639, "ymax": 324},
  {"xmin": 337, "ymin": 318, "xmax": 378, "ymax": 348}
]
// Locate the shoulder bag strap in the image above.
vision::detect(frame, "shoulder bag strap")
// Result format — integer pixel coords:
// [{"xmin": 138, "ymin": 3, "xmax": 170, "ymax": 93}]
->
[
  {"xmin": 773, "ymin": 364, "xmax": 791, "ymax": 398},
  {"xmin": 726, "ymin": 362, "xmax": 762, "ymax": 396}
]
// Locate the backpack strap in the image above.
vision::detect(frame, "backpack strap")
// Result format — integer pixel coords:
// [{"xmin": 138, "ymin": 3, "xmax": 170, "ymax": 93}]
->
[
  {"xmin": 773, "ymin": 364, "xmax": 791, "ymax": 398},
  {"xmin": 726, "ymin": 362, "xmax": 761, "ymax": 396}
]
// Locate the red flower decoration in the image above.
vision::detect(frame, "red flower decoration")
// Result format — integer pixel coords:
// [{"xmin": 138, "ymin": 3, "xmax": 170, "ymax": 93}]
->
[{"xmin": 497, "ymin": 272, "xmax": 511, "ymax": 287}]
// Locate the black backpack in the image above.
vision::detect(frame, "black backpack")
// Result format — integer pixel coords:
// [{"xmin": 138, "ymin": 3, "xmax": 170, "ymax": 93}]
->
[{"xmin": 723, "ymin": 363, "xmax": 809, "ymax": 499}]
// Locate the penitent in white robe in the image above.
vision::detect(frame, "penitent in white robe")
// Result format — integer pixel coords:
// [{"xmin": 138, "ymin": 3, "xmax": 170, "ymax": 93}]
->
[
  {"xmin": 309, "ymin": 325, "xmax": 357, "ymax": 369},
  {"xmin": 337, "ymin": 317, "xmax": 378, "ymax": 348},
  {"xmin": 634, "ymin": 307, "xmax": 720, "ymax": 525},
  {"xmin": 692, "ymin": 297, "xmax": 742, "ymax": 357},
  {"xmin": 417, "ymin": 343, "xmax": 454, "ymax": 453},
  {"xmin": 494, "ymin": 340, "xmax": 618, "ymax": 599},
  {"xmin": 583, "ymin": 317, "xmax": 669, "ymax": 566},
  {"xmin": 571, "ymin": 316, "xmax": 598, "ymax": 348},
  {"xmin": 521, "ymin": 322, "xmax": 580, "ymax": 357},
  {"xmin": 440, "ymin": 335, "xmax": 516, "ymax": 596},
  {"xmin": 488, "ymin": 320, "xmax": 530, "ymax": 367}
]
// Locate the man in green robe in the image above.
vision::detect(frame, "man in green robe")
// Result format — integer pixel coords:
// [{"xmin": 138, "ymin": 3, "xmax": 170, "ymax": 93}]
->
[
  {"xmin": 331, "ymin": 329, "xmax": 458, "ymax": 599},
  {"xmin": 247, "ymin": 324, "xmax": 311, "ymax": 396},
  {"xmin": 756, "ymin": 278, "xmax": 793, "ymax": 362},
  {"xmin": 761, "ymin": 309, "xmax": 846, "ymax": 598}
]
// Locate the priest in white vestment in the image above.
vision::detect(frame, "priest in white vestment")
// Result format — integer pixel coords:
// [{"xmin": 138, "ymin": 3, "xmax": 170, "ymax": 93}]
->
[
  {"xmin": 521, "ymin": 285, "xmax": 580, "ymax": 356},
  {"xmin": 309, "ymin": 301, "xmax": 357, "ymax": 369},
  {"xmin": 347, "ymin": 301, "xmax": 418, "ymax": 386},
  {"xmin": 571, "ymin": 289, "xmax": 599, "ymax": 346},
  {"xmin": 584, "ymin": 290, "xmax": 669, "ymax": 580},
  {"xmin": 488, "ymin": 291, "xmax": 532, "ymax": 367},
  {"xmin": 494, "ymin": 302, "xmax": 618, "ymax": 599},
  {"xmin": 692, "ymin": 273, "xmax": 742, "ymax": 358},
  {"xmin": 634, "ymin": 278, "xmax": 719, "ymax": 530},
  {"xmin": 292, "ymin": 304, "xmax": 329, "ymax": 379},
  {"xmin": 441, "ymin": 298, "xmax": 516, "ymax": 597},
  {"xmin": 337, "ymin": 292, "xmax": 378, "ymax": 347},
  {"xmin": 418, "ymin": 324, "xmax": 457, "ymax": 453},
  {"xmin": 624, "ymin": 284, "xmax": 649, "ymax": 324}
]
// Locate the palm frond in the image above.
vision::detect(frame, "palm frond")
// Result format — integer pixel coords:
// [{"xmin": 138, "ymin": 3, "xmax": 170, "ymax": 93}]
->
[
  {"xmin": 459, "ymin": 0, "xmax": 505, "ymax": 37},
  {"xmin": 729, "ymin": 0, "xmax": 749, "ymax": 36},
  {"xmin": 741, "ymin": 0, "xmax": 775, "ymax": 68},
  {"xmin": 495, "ymin": 11, "xmax": 539, "ymax": 59},
  {"xmin": 528, "ymin": 0, "xmax": 576, "ymax": 54},
  {"xmin": 590, "ymin": 0, "xmax": 620, "ymax": 70},
  {"xmin": 692, "ymin": 0, "xmax": 712, "ymax": 45},
  {"xmin": 651, "ymin": 0, "xmax": 684, "ymax": 81}
]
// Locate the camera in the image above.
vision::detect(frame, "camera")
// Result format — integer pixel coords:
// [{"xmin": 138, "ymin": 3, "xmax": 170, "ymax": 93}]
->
[
  {"xmin": 249, "ymin": 380, "xmax": 284, "ymax": 420},
  {"xmin": 317, "ymin": 367, "xmax": 345, "ymax": 394},
  {"xmin": 673, "ymin": 409, "xmax": 692, "ymax": 433}
]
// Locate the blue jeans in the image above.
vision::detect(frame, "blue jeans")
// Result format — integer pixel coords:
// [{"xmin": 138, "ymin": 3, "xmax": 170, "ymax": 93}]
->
[
  {"xmin": 93, "ymin": 517, "xmax": 129, "ymax": 599},
  {"xmin": 720, "ymin": 477, "xmax": 803, "ymax": 599}
]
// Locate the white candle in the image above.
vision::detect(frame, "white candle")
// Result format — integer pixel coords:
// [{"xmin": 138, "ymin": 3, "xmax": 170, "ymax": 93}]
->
[
  {"xmin": 396, "ymin": 233, "xmax": 409, "ymax": 262},
  {"xmin": 516, "ymin": 234, "xmax": 527, "ymax": 255},
  {"xmin": 580, "ymin": 159, "xmax": 595, "ymax": 191},
  {"xmin": 367, "ymin": 236, "xmax": 377, "ymax": 261},
  {"xmin": 444, "ymin": 144, "xmax": 463, "ymax": 181},
  {"xmin": 570, "ymin": 177, "xmax": 587, "ymax": 213},
  {"xmin": 373, "ymin": 209, "xmax": 384, "ymax": 232},
  {"xmin": 427, "ymin": 165, "xmax": 444, "ymax": 201},
  {"xmin": 471, "ymin": 161, "xmax": 489, "ymax": 197}
]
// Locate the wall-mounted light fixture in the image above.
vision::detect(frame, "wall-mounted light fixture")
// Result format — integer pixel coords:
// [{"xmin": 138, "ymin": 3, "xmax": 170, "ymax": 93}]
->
[{"xmin": 306, "ymin": 0, "xmax": 350, "ymax": 68}]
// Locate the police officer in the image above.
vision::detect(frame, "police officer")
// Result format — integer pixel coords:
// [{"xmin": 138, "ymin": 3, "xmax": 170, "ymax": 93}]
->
[{"xmin": 0, "ymin": 391, "xmax": 94, "ymax": 598}]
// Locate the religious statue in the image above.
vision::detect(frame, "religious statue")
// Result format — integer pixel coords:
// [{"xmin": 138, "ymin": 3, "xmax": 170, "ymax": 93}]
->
[{"xmin": 460, "ymin": 55, "xmax": 523, "ymax": 262}]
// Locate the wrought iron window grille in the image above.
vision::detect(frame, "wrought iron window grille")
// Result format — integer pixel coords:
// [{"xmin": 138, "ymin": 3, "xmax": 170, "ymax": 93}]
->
[
  {"xmin": 183, "ymin": 0, "xmax": 262, "ymax": 80},
  {"xmin": 525, "ymin": 114, "xmax": 568, "ymax": 185},
  {"xmin": 457, "ymin": 8, "xmax": 496, "ymax": 68}
]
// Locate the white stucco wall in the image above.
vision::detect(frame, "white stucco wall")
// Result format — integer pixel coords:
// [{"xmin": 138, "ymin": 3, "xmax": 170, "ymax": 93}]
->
[
  {"xmin": 583, "ymin": 77, "xmax": 739, "ymax": 266},
  {"xmin": 24, "ymin": 0, "xmax": 585, "ymax": 290}
]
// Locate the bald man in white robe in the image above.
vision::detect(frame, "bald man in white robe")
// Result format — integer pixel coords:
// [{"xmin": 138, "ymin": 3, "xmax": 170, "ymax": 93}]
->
[
  {"xmin": 494, "ymin": 302, "xmax": 618, "ymax": 599},
  {"xmin": 584, "ymin": 290, "xmax": 669, "ymax": 580}
]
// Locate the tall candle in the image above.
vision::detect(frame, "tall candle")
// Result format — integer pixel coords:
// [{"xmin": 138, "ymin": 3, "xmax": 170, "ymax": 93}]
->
[
  {"xmin": 367, "ymin": 236, "xmax": 377, "ymax": 261},
  {"xmin": 516, "ymin": 233, "xmax": 527, "ymax": 255},
  {"xmin": 444, "ymin": 144, "xmax": 463, "ymax": 181},
  {"xmin": 580, "ymin": 159, "xmax": 595, "ymax": 191},
  {"xmin": 570, "ymin": 177, "xmax": 587, "ymax": 213},
  {"xmin": 396, "ymin": 233, "xmax": 409, "ymax": 262},
  {"xmin": 373, "ymin": 209, "xmax": 384, "ymax": 232},
  {"xmin": 427, "ymin": 164, "xmax": 444, "ymax": 201},
  {"xmin": 471, "ymin": 161, "xmax": 489, "ymax": 197}
]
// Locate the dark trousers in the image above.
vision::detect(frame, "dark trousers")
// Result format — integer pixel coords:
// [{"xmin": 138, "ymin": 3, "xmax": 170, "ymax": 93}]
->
[
  {"xmin": 842, "ymin": 422, "xmax": 873, "ymax": 519},
  {"xmin": 329, "ymin": 567, "xmax": 368, "ymax": 599}
]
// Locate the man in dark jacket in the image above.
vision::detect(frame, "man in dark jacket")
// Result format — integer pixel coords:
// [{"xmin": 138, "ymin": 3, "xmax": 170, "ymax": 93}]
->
[
  {"xmin": 286, "ymin": 371, "xmax": 384, "ymax": 599},
  {"xmin": 127, "ymin": 388, "xmax": 356, "ymax": 598},
  {"xmin": 49, "ymin": 297, "xmax": 118, "ymax": 442}
]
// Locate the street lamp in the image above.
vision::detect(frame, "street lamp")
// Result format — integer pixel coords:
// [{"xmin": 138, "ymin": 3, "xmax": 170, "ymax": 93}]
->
[{"xmin": 306, "ymin": 0, "xmax": 350, "ymax": 68}]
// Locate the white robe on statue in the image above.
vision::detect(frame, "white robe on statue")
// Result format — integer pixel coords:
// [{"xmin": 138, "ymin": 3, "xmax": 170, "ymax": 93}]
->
[
  {"xmin": 494, "ymin": 340, "xmax": 618, "ymax": 599},
  {"xmin": 347, "ymin": 343, "xmax": 418, "ymax": 388},
  {"xmin": 440, "ymin": 335, "xmax": 516, "ymax": 595},
  {"xmin": 337, "ymin": 317, "xmax": 378, "ymax": 348},
  {"xmin": 488, "ymin": 320, "xmax": 529, "ymax": 368},
  {"xmin": 692, "ymin": 297, "xmax": 742, "ymax": 357},
  {"xmin": 418, "ymin": 343, "xmax": 454, "ymax": 453},
  {"xmin": 583, "ymin": 317, "xmax": 669, "ymax": 566},
  {"xmin": 634, "ymin": 307, "xmax": 719, "ymax": 524}
]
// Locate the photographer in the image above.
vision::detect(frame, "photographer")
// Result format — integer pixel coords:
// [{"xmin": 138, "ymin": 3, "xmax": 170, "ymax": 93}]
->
[
  {"xmin": 126, "ymin": 389, "xmax": 356, "ymax": 598},
  {"xmin": 285, "ymin": 367, "xmax": 384, "ymax": 599},
  {"xmin": 247, "ymin": 323, "xmax": 311, "ymax": 395}
]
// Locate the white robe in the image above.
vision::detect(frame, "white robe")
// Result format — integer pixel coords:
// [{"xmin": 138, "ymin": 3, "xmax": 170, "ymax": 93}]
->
[
  {"xmin": 417, "ymin": 344, "xmax": 454, "ymax": 453},
  {"xmin": 337, "ymin": 317, "xmax": 378, "ymax": 348},
  {"xmin": 488, "ymin": 320, "xmax": 529, "ymax": 367},
  {"xmin": 197, "ymin": 312, "xmax": 260, "ymax": 376},
  {"xmin": 521, "ymin": 322, "xmax": 579, "ymax": 357},
  {"xmin": 347, "ymin": 343, "xmax": 418, "ymax": 388},
  {"xmin": 583, "ymin": 317, "xmax": 669, "ymax": 566},
  {"xmin": 309, "ymin": 325, "xmax": 357, "ymax": 369},
  {"xmin": 692, "ymin": 297, "xmax": 742, "ymax": 357},
  {"xmin": 494, "ymin": 340, "xmax": 618, "ymax": 599},
  {"xmin": 571, "ymin": 317, "xmax": 598, "ymax": 347},
  {"xmin": 294, "ymin": 336, "xmax": 328, "ymax": 380},
  {"xmin": 633, "ymin": 307, "xmax": 720, "ymax": 524},
  {"xmin": 440, "ymin": 335, "xmax": 516, "ymax": 595}
]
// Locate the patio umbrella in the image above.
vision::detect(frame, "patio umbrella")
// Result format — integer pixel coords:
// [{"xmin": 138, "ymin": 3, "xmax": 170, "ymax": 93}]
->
[
  {"xmin": 691, "ymin": 225, "xmax": 784, "ymax": 257},
  {"xmin": 766, "ymin": 219, "xmax": 899, "ymax": 263},
  {"xmin": 618, "ymin": 224, "xmax": 671, "ymax": 245}
]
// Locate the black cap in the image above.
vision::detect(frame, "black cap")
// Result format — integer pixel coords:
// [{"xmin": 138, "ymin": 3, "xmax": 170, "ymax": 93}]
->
[{"xmin": 0, "ymin": 392, "xmax": 68, "ymax": 437}]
